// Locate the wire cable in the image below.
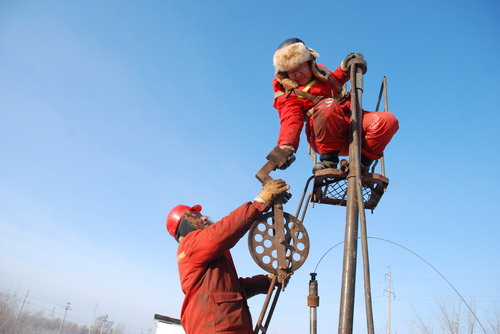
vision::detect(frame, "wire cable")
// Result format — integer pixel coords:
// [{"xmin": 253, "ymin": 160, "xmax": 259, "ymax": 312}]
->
[{"xmin": 313, "ymin": 236, "xmax": 487, "ymax": 333}]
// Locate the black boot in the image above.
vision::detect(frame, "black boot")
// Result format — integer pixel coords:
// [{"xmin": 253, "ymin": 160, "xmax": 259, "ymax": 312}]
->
[
  {"xmin": 361, "ymin": 154, "xmax": 373, "ymax": 174},
  {"xmin": 313, "ymin": 151, "xmax": 340, "ymax": 173}
]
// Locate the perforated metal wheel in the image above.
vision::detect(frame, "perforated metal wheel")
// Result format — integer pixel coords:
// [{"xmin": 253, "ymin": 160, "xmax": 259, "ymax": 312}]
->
[{"xmin": 248, "ymin": 212, "xmax": 309, "ymax": 274}]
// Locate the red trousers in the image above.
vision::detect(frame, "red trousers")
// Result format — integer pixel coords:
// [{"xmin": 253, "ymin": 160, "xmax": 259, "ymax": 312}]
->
[{"xmin": 307, "ymin": 98, "xmax": 399, "ymax": 160}]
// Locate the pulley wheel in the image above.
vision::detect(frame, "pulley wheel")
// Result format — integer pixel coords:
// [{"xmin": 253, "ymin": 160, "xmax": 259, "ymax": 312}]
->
[{"xmin": 248, "ymin": 212, "xmax": 309, "ymax": 273}]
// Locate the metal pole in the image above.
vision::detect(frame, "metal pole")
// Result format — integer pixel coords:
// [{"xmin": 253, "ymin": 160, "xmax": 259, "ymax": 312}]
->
[
  {"xmin": 375, "ymin": 76, "xmax": 389, "ymax": 176},
  {"xmin": 57, "ymin": 302, "xmax": 71, "ymax": 334},
  {"xmin": 308, "ymin": 273, "xmax": 319, "ymax": 334},
  {"xmin": 338, "ymin": 61, "xmax": 364, "ymax": 334},
  {"xmin": 254, "ymin": 276, "xmax": 278, "ymax": 334},
  {"xmin": 357, "ymin": 175, "xmax": 375, "ymax": 334},
  {"xmin": 11, "ymin": 289, "xmax": 30, "ymax": 334},
  {"xmin": 351, "ymin": 57, "xmax": 375, "ymax": 334},
  {"xmin": 387, "ymin": 271, "xmax": 391, "ymax": 334},
  {"xmin": 338, "ymin": 57, "xmax": 375, "ymax": 334},
  {"xmin": 381, "ymin": 76, "xmax": 389, "ymax": 175},
  {"xmin": 89, "ymin": 303, "xmax": 98, "ymax": 334}
]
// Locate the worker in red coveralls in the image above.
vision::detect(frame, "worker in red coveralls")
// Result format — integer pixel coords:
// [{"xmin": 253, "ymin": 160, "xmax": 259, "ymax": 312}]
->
[
  {"xmin": 166, "ymin": 179, "xmax": 290, "ymax": 334},
  {"xmin": 271, "ymin": 38, "xmax": 399, "ymax": 172}
]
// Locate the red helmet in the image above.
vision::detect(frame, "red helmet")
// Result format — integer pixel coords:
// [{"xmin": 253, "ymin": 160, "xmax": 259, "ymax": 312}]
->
[{"xmin": 166, "ymin": 204, "xmax": 202, "ymax": 238}]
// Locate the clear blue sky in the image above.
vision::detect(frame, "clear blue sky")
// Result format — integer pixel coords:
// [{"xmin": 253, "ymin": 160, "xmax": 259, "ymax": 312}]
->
[{"xmin": 1, "ymin": 0, "xmax": 499, "ymax": 333}]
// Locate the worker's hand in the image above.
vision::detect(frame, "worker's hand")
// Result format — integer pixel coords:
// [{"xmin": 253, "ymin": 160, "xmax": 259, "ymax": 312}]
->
[
  {"xmin": 255, "ymin": 179, "xmax": 290, "ymax": 205},
  {"xmin": 340, "ymin": 52, "xmax": 367, "ymax": 74},
  {"xmin": 277, "ymin": 145, "xmax": 296, "ymax": 170},
  {"xmin": 268, "ymin": 273, "xmax": 292, "ymax": 289}
]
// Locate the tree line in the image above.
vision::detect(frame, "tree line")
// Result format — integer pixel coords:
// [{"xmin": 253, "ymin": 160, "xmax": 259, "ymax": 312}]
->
[{"xmin": 0, "ymin": 291, "xmax": 125, "ymax": 334}]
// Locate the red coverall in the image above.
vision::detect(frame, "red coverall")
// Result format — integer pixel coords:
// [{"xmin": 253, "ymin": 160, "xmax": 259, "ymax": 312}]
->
[
  {"xmin": 177, "ymin": 201, "xmax": 271, "ymax": 334},
  {"xmin": 273, "ymin": 64, "xmax": 399, "ymax": 161}
]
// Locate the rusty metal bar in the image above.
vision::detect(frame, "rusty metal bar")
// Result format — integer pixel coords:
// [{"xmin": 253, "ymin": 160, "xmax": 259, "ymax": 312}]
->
[
  {"xmin": 295, "ymin": 175, "xmax": 315, "ymax": 223},
  {"xmin": 263, "ymin": 282, "xmax": 282, "ymax": 330},
  {"xmin": 375, "ymin": 77, "xmax": 389, "ymax": 176},
  {"xmin": 375, "ymin": 78, "xmax": 384, "ymax": 112},
  {"xmin": 352, "ymin": 60, "xmax": 375, "ymax": 334},
  {"xmin": 338, "ymin": 62, "xmax": 363, "ymax": 334},
  {"xmin": 354, "ymin": 61, "xmax": 375, "ymax": 334},
  {"xmin": 383, "ymin": 76, "xmax": 389, "ymax": 113},
  {"xmin": 273, "ymin": 202, "xmax": 288, "ymax": 285},
  {"xmin": 357, "ymin": 169, "xmax": 375, "ymax": 334},
  {"xmin": 254, "ymin": 275, "xmax": 279, "ymax": 334},
  {"xmin": 381, "ymin": 76, "xmax": 389, "ymax": 175},
  {"xmin": 338, "ymin": 57, "xmax": 375, "ymax": 334}
]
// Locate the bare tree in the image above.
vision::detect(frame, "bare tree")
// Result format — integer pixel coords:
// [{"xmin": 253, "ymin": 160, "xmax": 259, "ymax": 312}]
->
[
  {"xmin": 437, "ymin": 298, "xmax": 462, "ymax": 334},
  {"xmin": 0, "ymin": 292, "xmax": 16, "ymax": 334},
  {"xmin": 486, "ymin": 304, "xmax": 500, "ymax": 334},
  {"xmin": 408, "ymin": 304, "xmax": 434, "ymax": 334}
]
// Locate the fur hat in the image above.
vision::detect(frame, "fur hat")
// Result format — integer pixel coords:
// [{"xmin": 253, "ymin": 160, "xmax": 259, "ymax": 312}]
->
[
  {"xmin": 273, "ymin": 41, "xmax": 319, "ymax": 73},
  {"xmin": 273, "ymin": 39, "xmax": 328, "ymax": 91}
]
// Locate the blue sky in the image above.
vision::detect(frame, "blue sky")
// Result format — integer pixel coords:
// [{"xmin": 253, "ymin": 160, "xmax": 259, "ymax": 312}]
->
[{"xmin": 1, "ymin": 0, "xmax": 499, "ymax": 333}]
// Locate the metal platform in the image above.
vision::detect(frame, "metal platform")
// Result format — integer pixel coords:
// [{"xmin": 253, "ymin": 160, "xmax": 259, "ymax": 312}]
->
[{"xmin": 311, "ymin": 164, "xmax": 389, "ymax": 210}]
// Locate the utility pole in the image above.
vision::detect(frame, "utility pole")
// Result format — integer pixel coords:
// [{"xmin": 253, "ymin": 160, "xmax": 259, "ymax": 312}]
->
[
  {"xmin": 99, "ymin": 315, "xmax": 108, "ymax": 334},
  {"xmin": 89, "ymin": 303, "xmax": 99, "ymax": 334},
  {"xmin": 11, "ymin": 289, "xmax": 30, "ymax": 334},
  {"xmin": 57, "ymin": 302, "xmax": 72, "ymax": 334},
  {"xmin": 384, "ymin": 268, "xmax": 395, "ymax": 334}
]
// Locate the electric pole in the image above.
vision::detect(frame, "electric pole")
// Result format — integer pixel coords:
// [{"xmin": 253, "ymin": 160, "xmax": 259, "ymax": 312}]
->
[
  {"xmin": 89, "ymin": 303, "xmax": 99, "ymax": 334},
  {"xmin": 99, "ymin": 315, "xmax": 108, "ymax": 334},
  {"xmin": 57, "ymin": 302, "xmax": 72, "ymax": 334},
  {"xmin": 384, "ymin": 268, "xmax": 395, "ymax": 334},
  {"xmin": 11, "ymin": 289, "xmax": 30, "ymax": 334}
]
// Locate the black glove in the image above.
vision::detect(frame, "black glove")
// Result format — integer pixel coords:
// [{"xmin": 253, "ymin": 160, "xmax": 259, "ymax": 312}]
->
[
  {"xmin": 341, "ymin": 53, "xmax": 367, "ymax": 74},
  {"xmin": 277, "ymin": 145, "xmax": 296, "ymax": 170},
  {"xmin": 281, "ymin": 190, "xmax": 292, "ymax": 204}
]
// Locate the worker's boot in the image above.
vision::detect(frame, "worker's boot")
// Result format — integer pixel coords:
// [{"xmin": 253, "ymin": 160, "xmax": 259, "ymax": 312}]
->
[
  {"xmin": 313, "ymin": 151, "xmax": 340, "ymax": 173},
  {"xmin": 361, "ymin": 154, "xmax": 373, "ymax": 174}
]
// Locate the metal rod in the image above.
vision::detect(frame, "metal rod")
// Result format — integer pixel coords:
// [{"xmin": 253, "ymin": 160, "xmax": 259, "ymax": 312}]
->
[
  {"xmin": 263, "ymin": 284, "xmax": 282, "ymax": 330},
  {"xmin": 295, "ymin": 175, "xmax": 315, "ymax": 222},
  {"xmin": 273, "ymin": 202, "xmax": 287, "ymax": 285},
  {"xmin": 357, "ymin": 169, "xmax": 375, "ymax": 334},
  {"xmin": 338, "ymin": 62, "xmax": 363, "ymax": 334},
  {"xmin": 375, "ymin": 76, "xmax": 388, "ymax": 176},
  {"xmin": 353, "ymin": 62, "xmax": 375, "ymax": 334},
  {"xmin": 254, "ymin": 276, "xmax": 278, "ymax": 334},
  {"xmin": 299, "ymin": 193, "xmax": 312, "ymax": 224},
  {"xmin": 383, "ymin": 76, "xmax": 389, "ymax": 113},
  {"xmin": 351, "ymin": 59, "xmax": 375, "ymax": 334},
  {"xmin": 375, "ymin": 79, "xmax": 384, "ymax": 112},
  {"xmin": 380, "ymin": 76, "xmax": 389, "ymax": 176}
]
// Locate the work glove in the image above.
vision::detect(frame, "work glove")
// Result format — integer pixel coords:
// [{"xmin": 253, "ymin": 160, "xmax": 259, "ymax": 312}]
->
[
  {"xmin": 340, "ymin": 52, "xmax": 367, "ymax": 74},
  {"xmin": 277, "ymin": 145, "xmax": 296, "ymax": 170},
  {"xmin": 268, "ymin": 272, "xmax": 293, "ymax": 289},
  {"xmin": 255, "ymin": 179, "xmax": 291, "ymax": 205}
]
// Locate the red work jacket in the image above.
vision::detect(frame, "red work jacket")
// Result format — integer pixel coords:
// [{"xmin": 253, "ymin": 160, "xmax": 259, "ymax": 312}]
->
[
  {"xmin": 272, "ymin": 64, "xmax": 350, "ymax": 151},
  {"xmin": 177, "ymin": 201, "xmax": 271, "ymax": 334}
]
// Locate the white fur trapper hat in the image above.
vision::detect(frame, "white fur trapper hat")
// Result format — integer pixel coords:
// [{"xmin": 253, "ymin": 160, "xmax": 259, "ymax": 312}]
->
[
  {"xmin": 273, "ymin": 38, "xmax": 319, "ymax": 73},
  {"xmin": 273, "ymin": 38, "xmax": 329, "ymax": 91}
]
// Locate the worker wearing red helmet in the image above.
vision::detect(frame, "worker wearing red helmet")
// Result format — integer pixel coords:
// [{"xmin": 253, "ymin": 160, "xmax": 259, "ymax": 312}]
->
[
  {"xmin": 166, "ymin": 179, "xmax": 290, "ymax": 334},
  {"xmin": 271, "ymin": 38, "xmax": 399, "ymax": 172}
]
